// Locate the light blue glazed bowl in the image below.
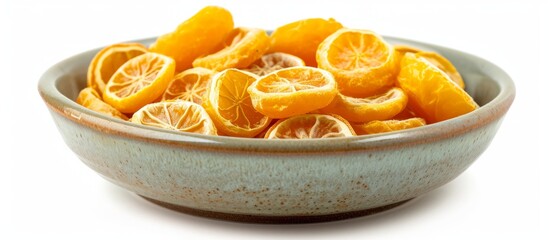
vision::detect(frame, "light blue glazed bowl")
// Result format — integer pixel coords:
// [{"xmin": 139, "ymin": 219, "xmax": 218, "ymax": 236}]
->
[{"xmin": 38, "ymin": 37, "xmax": 515, "ymax": 223}]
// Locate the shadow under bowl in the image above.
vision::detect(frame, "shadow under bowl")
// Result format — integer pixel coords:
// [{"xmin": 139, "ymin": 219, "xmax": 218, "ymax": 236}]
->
[{"xmin": 38, "ymin": 36, "xmax": 515, "ymax": 224}]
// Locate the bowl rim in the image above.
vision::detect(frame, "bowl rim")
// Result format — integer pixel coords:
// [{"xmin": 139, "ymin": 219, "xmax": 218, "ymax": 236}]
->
[{"xmin": 38, "ymin": 36, "xmax": 516, "ymax": 153}]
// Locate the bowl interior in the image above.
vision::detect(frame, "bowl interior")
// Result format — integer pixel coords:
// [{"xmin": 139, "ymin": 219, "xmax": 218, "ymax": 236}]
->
[{"xmin": 40, "ymin": 36, "xmax": 515, "ymax": 149}]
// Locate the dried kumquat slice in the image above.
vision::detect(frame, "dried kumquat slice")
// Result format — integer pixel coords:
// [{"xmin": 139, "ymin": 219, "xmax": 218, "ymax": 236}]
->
[
  {"xmin": 416, "ymin": 51, "xmax": 465, "ymax": 89},
  {"xmin": 103, "ymin": 52, "xmax": 175, "ymax": 114},
  {"xmin": 131, "ymin": 100, "xmax": 217, "ymax": 135},
  {"xmin": 202, "ymin": 69, "xmax": 271, "ymax": 137},
  {"xmin": 321, "ymin": 87, "xmax": 408, "ymax": 123},
  {"xmin": 264, "ymin": 114, "xmax": 356, "ymax": 139},
  {"xmin": 193, "ymin": 27, "xmax": 270, "ymax": 71},
  {"xmin": 149, "ymin": 6, "xmax": 234, "ymax": 71},
  {"xmin": 397, "ymin": 52, "xmax": 477, "ymax": 123},
  {"xmin": 317, "ymin": 28, "xmax": 397, "ymax": 97},
  {"xmin": 352, "ymin": 118, "xmax": 426, "ymax": 135},
  {"xmin": 269, "ymin": 18, "xmax": 343, "ymax": 66},
  {"xmin": 242, "ymin": 52, "xmax": 305, "ymax": 76},
  {"xmin": 76, "ymin": 87, "xmax": 128, "ymax": 120},
  {"xmin": 87, "ymin": 43, "xmax": 147, "ymax": 95},
  {"xmin": 162, "ymin": 67, "xmax": 215, "ymax": 104},
  {"xmin": 247, "ymin": 66, "xmax": 338, "ymax": 119},
  {"xmin": 394, "ymin": 45, "xmax": 465, "ymax": 88}
]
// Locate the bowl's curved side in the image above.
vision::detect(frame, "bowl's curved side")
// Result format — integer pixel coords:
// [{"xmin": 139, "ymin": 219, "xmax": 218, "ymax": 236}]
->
[{"xmin": 46, "ymin": 105, "xmax": 503, "ymax": 216}]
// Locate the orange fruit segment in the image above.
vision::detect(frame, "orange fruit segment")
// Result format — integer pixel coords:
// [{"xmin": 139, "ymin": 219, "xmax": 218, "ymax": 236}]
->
[
  {"xmin": 264, "ymin": 114, "xmax": 356, "ymax": 139},
  {"xmin": 192, "ymin": 27, "xmax": 270, "ymax": 71},
  {"xmin": 131, "ymin": 100, "xmax": 217, "ymax": 135},
  {"xmin": 269, "ymin": 18, "xmax": 343, "ymax": 66},
  {"xmin": 242, "ymin": 52, "xmax": 305, "ymax": 76},
  {"xmin": 149, "ymin": 6, "xmax": 234, "ymax": 72},
  {"xmin": 87, "ymin": 43, "xmax": 147, "ymax": 95},
  {"xmin": 103, "ymin": 52, "xmax": 175, "ymax": 114},
  {"xmin": 397, "ymin": 52, "xmax": 478, "ymax": 123},
  {"xmin": 202, "ymin": 69, "xmax": 271, "ymax": 137},
  {"xmin": 321, "ymin": 87, "xmax": 408, "ymax": 123},
  {"xmin": 353, "ymin": 118, "xmax": 426, "ymax": 135},
  {"xmin": 394, "ymin": 45, "xmax": 465, "ymax": 88},
  {"xmin": 76, "ymin": 87, "xmax": 128, "ymax": 120},
  {"xmin": 247, "ymin": 66, "xmax": 338, "ymax": 119},
  {"xmin": 162, "ymin": 67, "xmax": 215, "ymax": 104},
  {"xmin": 416, "ymin": 51, "xmax": 465, "ymax": 89},
  {"xmin": 317, "ymin": 28, "xmax": 397, "ymax": 97}
]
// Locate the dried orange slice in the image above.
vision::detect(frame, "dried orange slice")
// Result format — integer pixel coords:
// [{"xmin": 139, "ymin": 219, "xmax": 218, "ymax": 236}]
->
[
  {"xmin": 321, "ymin": 87, "xmax": 408, "ymax": 123},
  {"xmin": 131, "ymin": 100, "xmax": 217, "ymax": 135},
  {"xmin": 149, "ymin": 6, "xmax": 234, "ymax": 72},
  {"xmin": 394, "ymin": 45, "xmax": 465, "ymax": 88},
  {"xmin": 161, "ymin": 67, "xmax": 215, "ymax": 104},
  {"xmin": 202, "ymin": 69, "xmax": 271, "ymax": 137},
  {"xmin": 352, "ymin": 118, "xmax": 426, "ymax": 135},
  {"xmin": 394, "ymin": 44, "xmax": 422, "ymax": 55},
  {"xmin": 76, "ymin": 87, "xmax": 128, "ymax": 120},
  {"xmin": 269, "ymin": 18, "xmax": 343, "ymax": 66},
  {"xmin": 317, "ymin": 28, "xmax": 397, "ymax": 97},
  {"xmin": 192, "ymin": 27, "xmax": 270, "ymax": 71},
  {"xmin": 242, "ymin": 52, "xmax": 305, "ymax": 76},
  {"xmin": 397, "ymin": 52, "xmax": 477, "ymax": 123},
  {"xmin": 103, "ymin": 52, "xmax": 175, "ymax": 114},
  {"xmin": 264, "ymin": 114, "xmax": 356, "ymax": 139},
  {"xmin": 416, "ymin": 51, "xmax": 465, "ymax": 88},
  {"xmin": 247, "ymin": 66, "xmax": 338, "ymax": 119},
  {"xmin": 87, "ymin": 43, "xmax": 147, "ymax": 95}
]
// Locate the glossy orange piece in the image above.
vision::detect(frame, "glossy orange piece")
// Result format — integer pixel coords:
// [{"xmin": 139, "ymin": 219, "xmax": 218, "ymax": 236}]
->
[
  {"xmin": 103, "ymin": 52, "xmax": 175, "ymax": 114},
  {"xmin": 131, "ymin": 100, "xmax": 217, "ymax": 135},
  {"xmin": 87, "ymin": 43, "xmax": 147, "ymax": 94},
  {"xmin": 202, "ymin": 69, "xmax": 271, "ymax": 137},
  {"xmin": 397, "ymin": 53, "xmax": 477, "ymax": 123},
  {"xmin": 247, "ymin": 66, "xmax": 338, "ymax": 119},
  {"xmin": 193, "ymin": 27, "xmax": 270, "ymax": 71},
  {"xmin": 149, "ymin": 6, "xmax": 234, "ymax": 71},
  {"xmin": 76, "ymin": 87, "xmax": 128, "ymax": 120},
  {"xmin": 162, "ymin": 67, "xmax": 215, "ymax": 104},
  {"xmin": 269, "ymin": 18, "xmax": 343, "ymax": 66},
  {"xmin": 353, "ymin": 118, "xmax": 426, "ymax": 135},
  {"xmin": 264, "ymin": 114, "xmax": 356, "ymax": 139},
  {"xmin": 321, "ymin": 87, "xmax": 408, "ymax": 123},
  {"xmin": 242, "ymin": 52, "xmax": 305, "ymax": 76},
  {"xmin": 317, "ymin": 28, "xmax": 398, "ymax": 97}
]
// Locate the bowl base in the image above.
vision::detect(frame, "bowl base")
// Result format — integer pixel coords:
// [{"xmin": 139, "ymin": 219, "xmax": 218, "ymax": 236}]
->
[{"xmin": 140, "ymin": 196, "xmax": 412, "ymax": 224}]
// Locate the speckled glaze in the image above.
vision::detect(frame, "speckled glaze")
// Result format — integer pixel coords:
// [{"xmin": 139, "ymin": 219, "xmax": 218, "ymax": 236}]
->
[{"xmin": 38, "ymin": 37, "xmax": 515, "ymax": 223}]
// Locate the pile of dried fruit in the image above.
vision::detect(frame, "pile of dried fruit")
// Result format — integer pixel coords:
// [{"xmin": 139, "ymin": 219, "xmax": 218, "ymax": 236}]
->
[{"xmin": 77, "ymin": 5, "xmax": 478, "ymax": 139}]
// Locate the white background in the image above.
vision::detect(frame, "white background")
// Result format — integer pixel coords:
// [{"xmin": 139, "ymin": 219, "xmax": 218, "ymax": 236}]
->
[{"xmin": 2, "ymin": 0, "xmax": 546, "ymax": 239}]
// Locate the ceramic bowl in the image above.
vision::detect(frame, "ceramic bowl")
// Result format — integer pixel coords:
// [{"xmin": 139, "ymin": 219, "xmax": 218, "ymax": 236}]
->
[{"xmin": 38, "ymin": 36, "xmax": 515, "ymax": 223}]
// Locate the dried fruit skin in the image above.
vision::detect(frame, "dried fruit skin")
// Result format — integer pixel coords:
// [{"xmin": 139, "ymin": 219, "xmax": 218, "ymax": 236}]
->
[
  {"xmin": 317, "ymin": 28, "xmax": 398, "ymax": 97},
  {"xmin": 416, "ymin": 51, "xmax": 465, "ymax": 89},
  {"xmin": 394, "ymin": 45, "xmax": 465, "ymax": 88},
  {"xmin": 264, "ymin": 114, "xmax": 356, "ymax": 139},
  {"xmin": 202, "ymin": 69, "xmax": 271, "ymax": 137},
  {"xmin": 162, "ymin": 67, "xmax": 215, "ymax": 104},
  {"xmin": 193, "ymin": 27, "xmax": 270, "ymax": 71},
  {"xmin": 131, "ymin": 100, "xmax": 217, "ymax": 135},
  {"xmin": 247, "ymin": 66, "xmax": 338, "ymax": 119},
  {"xmin": 76, "ymin": 87, "xmax": 128, "ymax": 120},
  {"xmin": 321, "ymin": 87, "xmax": 408, "ymax": 123},
  {"xmin": 269, "ymin": 18, "xmax": 343, "ymax": 66},
  {"xmin": 103, "ymin": 52, "xmax": 176, "ymax": 114},
  {"xmin": 397, "ymin": 53, "xmax": 477, "ymax": 123},
  {"xmin": 353, "ymin": 118, "xmax": 426, "ymax": 135},
  {"xmin": 242, "ymin": 52, "xmax": 305, "ymax": 76},
  {"xmin": 87, "ymin": 43, "xmax": 147, "ymax": 95},
  {"xmin": 149, "ymin": 6, "xmax": 234, "ymax": 72}
]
